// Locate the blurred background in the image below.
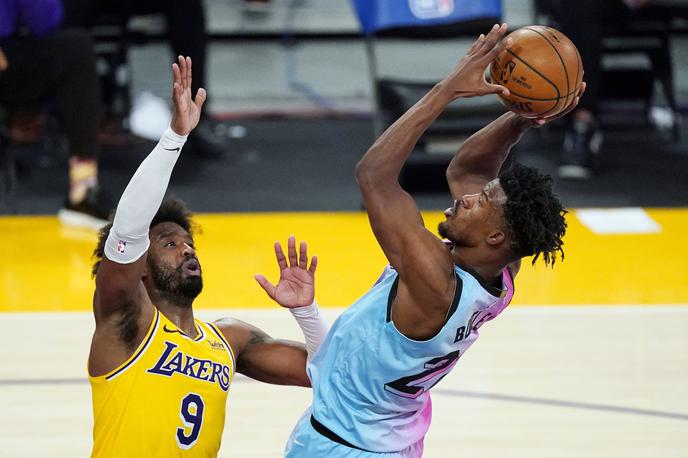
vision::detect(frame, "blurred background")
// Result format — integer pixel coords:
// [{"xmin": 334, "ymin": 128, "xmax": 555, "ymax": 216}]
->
[{"xmin": 0, "ymin": 0, "xmax": 687, "ymax": 456}]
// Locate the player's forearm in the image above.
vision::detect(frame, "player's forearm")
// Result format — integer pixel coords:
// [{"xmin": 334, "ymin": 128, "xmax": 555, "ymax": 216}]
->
[
  {"xmin": 104, "ymin": 128, "xmax": 187, "ymax": 263},
  {"xmin": 238, "ymin": 341, "xmax": 311, "ymax": 387},
  {"xmin": 356, "ymin": 83, "xmax": 454, "ymax": 184},
  {"xmin": 290, "ymin": 301, "xmax": 329, "ymax": 361},
  {"xmin": 447, "ymin": 112, "xmax": 531, "ymax": 181}
]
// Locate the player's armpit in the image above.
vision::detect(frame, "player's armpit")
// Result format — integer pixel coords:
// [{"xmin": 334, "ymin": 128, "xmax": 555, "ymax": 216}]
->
[{"xmin": 215, "ymin": 319, "xmax": 310, "ymax": 387}]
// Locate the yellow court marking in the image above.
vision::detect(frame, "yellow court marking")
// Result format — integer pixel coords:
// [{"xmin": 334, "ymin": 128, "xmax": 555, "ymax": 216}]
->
[{"xmin": 2, "ymin": 209, "xmax": 687, "ymax": 312}]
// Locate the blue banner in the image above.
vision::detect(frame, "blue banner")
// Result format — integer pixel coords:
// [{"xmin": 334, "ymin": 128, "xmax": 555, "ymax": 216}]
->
[{"xmin": 352, "ymin": 0, "xmax": 502, "ymax": 35}]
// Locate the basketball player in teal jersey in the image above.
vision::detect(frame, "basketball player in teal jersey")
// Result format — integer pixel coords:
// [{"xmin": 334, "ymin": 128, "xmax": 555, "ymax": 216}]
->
[{"xmin": 285, "ymin": 24, "xmax": 585, "ymax": 456}]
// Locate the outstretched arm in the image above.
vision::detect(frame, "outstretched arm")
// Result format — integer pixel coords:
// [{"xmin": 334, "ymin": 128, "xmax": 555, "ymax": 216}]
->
[
  {"xmin": 215, "ymin": 319, "xmax": 311, "ymax": 387},
  {"xmin": 90, "ymin": 56, "xmax": 206, "ymax": 376},
  {"xmin": 214, "ymin": 237, "xmax": 329, "ymax": 387},
  {"xmin": 354, "ymin": 25, "xmax": 510, "ymax": 340},
  {"xmin": 355, "ymin": 24, "xmax": 510, "ymax": 276},
  {"xmin": 446, "ymin": 84, "xmax": 586, "ymax": 199},
  {"xmin": 94, "ymin": 56, "xmax": 206, "ymax": 324}
]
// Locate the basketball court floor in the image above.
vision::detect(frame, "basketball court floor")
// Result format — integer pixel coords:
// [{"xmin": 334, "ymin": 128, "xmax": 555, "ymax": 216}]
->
[{"xmin": 1, "ymin": 210, "xmax": 687, "ymax": 457}]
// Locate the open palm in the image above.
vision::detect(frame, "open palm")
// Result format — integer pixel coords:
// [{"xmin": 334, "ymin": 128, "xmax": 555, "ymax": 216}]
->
[
  {"xmin": 255, "ymin": 236, "xmax": 318, "ymax": 309},
  {"xmin": 170, "ymin": 55, "xmax": 206, "ymax": 136}
]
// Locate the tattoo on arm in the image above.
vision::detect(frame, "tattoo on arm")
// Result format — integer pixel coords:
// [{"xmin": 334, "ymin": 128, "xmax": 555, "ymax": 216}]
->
[
  {"xmin": 247, "ymin": 328, "xmax": 271, "ymax": 347},
  {"xmin": 237, "ymin": 327, "xmax": 272, "ymax": 373}
]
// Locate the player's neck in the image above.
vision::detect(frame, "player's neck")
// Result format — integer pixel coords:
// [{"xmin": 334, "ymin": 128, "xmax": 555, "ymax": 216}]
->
[
  {"xmin": 153, "ymin": 295, "xmax": 198, "ymax": 337},
  {"xmin": 451, "ymin": 248, "xmax": 506, "ymax": 284}
]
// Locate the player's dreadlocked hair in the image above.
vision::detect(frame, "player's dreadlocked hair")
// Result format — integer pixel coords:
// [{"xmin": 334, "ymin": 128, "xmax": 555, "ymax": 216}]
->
[
  {"xmin": 498, "ymin": 163, "xmax": 567, "ymax": 267},
  {"xmin": 91, "ymin": 197, "xmax": 198, "ymax": 277}
]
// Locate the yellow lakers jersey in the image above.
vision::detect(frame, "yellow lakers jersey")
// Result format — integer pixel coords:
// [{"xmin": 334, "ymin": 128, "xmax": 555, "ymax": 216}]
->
[{"xmin": 90, "ymin": 308, "xmax": 235, "ymax": 457}]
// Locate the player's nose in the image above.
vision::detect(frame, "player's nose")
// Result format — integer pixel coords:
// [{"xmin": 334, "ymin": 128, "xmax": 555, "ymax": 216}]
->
[{"xmin": 183, "ymin": 243, "xmax": 195, "ymax": 256}]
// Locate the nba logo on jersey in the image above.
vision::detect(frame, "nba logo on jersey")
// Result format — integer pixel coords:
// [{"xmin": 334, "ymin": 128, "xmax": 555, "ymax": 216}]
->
[
  {"xmin": 117, "ymin": 240, "xmax": 126, "ymax": 254},
  {"xmin": 409, "ymin": 0, "xmax": 454, "ymax": 19}
]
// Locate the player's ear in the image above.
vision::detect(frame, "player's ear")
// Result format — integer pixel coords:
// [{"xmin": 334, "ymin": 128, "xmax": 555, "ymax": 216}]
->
[{"xmin": 486, "ymin": 229, "xmax": 505, "ymax": 247}]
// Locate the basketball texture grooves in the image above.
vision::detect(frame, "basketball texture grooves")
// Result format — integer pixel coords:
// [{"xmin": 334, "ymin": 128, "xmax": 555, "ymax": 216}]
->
[{"xmin": 489, "ymin": 25, "xmax": 583, "ymax": 118}]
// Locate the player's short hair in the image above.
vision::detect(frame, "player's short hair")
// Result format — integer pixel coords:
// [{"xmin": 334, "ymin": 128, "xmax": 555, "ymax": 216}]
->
[
  {"xmin": 498, "ymin": 163, "xmax": 567, "ymax": 267},
  {"xmin": 91, "ymin": 197, "xmax": 197, "ymax": 277}
]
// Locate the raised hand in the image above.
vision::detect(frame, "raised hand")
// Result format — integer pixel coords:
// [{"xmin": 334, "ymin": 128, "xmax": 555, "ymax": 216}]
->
[
  {"xmin": 439, "ymin": 23, "xmax": 512, "ymax": 99},
  {"xmin": 170, "ymin": 55, "xmax": 207, "ymax": 136},
  {"xmin": 255, "ymin": 236, "xmax": 318, "ymax": 309}
]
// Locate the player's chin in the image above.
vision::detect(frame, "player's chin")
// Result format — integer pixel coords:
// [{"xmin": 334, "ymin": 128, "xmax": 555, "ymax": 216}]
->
[
  {"xmin": 179, "ymin": 277, "xmax": 203, "ymax": 299},
  {"xmin": 438, "ymin": 221, "xmax": 450, "ymax": 239}
]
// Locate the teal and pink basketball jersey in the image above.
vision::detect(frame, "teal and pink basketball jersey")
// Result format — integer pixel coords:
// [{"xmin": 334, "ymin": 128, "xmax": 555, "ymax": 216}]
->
[{"xmin": 307, "ymin": 264, "xmax": 515, "ymax": 453}]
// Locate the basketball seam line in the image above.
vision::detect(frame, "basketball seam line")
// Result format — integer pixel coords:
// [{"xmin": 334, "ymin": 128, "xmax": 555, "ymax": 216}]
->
[
  {"xmin": 503, "ymin": 48, "xmax": 559, "ymax": 96},
  {"xmin": 496, "ymin": 87, "xmax": 580, "ymax": 102},
  {"xmin": 523, "ymin": 26, "xmax": 571, "ymax": 110},
  {"xmin": 500, "ymin": 48, "xmax": 565, "ymax": 109}
]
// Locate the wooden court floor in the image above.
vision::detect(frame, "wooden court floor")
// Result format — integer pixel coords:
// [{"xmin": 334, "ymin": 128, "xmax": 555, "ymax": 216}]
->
[
  {"xmin": 1, "ymin": 307, "xmax": 686, "ymax": 457},
  {"xmin": 1, "ymin": 209, "xmax": 687, "ymax": 457}
]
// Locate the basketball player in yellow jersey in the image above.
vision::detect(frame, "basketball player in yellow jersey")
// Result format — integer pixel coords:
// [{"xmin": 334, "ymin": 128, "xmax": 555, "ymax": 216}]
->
[{"xmin": 88, "ymin": 56, "xmax": 330, "ymax": 457}]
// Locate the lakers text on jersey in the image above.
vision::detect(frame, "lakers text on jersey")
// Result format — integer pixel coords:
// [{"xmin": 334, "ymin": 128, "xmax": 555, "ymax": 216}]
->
[{"xmin": 90, "ymin": 309, "xmax": 235, "ymax": 457}]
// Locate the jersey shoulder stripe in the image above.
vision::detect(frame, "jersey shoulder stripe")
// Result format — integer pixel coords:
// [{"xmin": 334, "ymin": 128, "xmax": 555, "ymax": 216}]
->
[{"xmin": 206, "ymin": 321, "xmax": 237, "ymax": 374}]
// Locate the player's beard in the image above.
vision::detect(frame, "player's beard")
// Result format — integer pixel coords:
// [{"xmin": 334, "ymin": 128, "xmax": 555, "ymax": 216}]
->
[
  {"xmin": 437, "ymin": 221, "xmax": 466, "ymax": 246},
  {"xmin": 149, "ymin": 260, "xmax": 203, "ymax": 305},
  {"xmin": 438, "ymin": 221, "xmax": 461, "ymax": 246}
]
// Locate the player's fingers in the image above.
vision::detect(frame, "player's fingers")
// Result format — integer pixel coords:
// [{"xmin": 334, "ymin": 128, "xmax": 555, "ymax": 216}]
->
[
  {"xmin": 184, "ymin": 56, "xmax": 191, "ymax": 90},
  {"xmin": 468, "ymin": 33, "xmax": 485, "ymax": 54},
  {"xmin": 173, "ymin": 82, "xmax": 182, "ymax": 102},
  {"xmin": 561, "ymin": 93, "xmax": 581, "ymax": 116},
  {"xmin": 172, "ymin": 63, "xmax": 181, "ymax": 87},
  {"xmin": 479, "ymin": 23, "xmax": 507, "ymax": 56},
  {"xmin": 254, "ymin": 275, "xmax": 277, "ymax": 300},
  {"xmin": 299, "ymin": 241, "xmax": 308, "ymax": 270},
  {"xmin": 485, "ymin": 83, "xmax": 510, "ymax": 97},
  {"xmin": 474, "ymin": 24, "xmax": 498, "ymax": 54},
  {"xmin": 274, "ymin": 241, "xmax": 288, "ymax": 270},
  {"xmin": 484, "ymin": 36, "xmax": 512, "ymax": 63},
  {"xmin": 533, "ymin": 92, "xmax": 579, "ymax": 125},
  {"xmin": 577, "ymin": 81, "xmax": 587, "ymax": 97},
  {"xmin": 195, "ymin": 88, "xmax": 207, "ymax": 111},
  {"xmin": 308, "ymin": 255, "xmax": 318, "ymax": 275},
  {"xmin": 178, "ymin": 55, "xmax": 186, "ymax": 88},
  {"xmin": 187, "ymin": 56, "xmax": 192, "ymax": 91},
  {"xmin": 287, "ymin": 235, "xmax": 298, "ymax": 267}
]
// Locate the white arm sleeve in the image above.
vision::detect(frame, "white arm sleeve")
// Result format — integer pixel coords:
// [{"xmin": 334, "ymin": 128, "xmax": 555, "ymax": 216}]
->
[
  {"xmin": 104, "ymin": 127, "xmax": 188, "ymax": 264},
  {"xmin": 289, "ymin": 301, "xmax": 330, "ymax": 360}
]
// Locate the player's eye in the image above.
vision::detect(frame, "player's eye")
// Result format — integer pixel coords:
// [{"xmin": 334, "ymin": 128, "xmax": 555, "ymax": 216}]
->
[{"xmin": 166, "ymin": 241, "xmax": 176, "ymax": 247}]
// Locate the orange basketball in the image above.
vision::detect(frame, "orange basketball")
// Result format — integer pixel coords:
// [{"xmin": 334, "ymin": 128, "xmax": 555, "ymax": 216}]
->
[{"xmin": 489, "ymin": 25, "xmax": 583, "ymax": 118}]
